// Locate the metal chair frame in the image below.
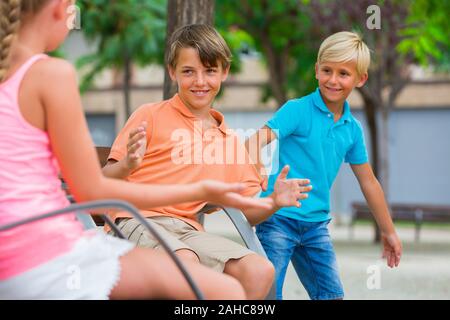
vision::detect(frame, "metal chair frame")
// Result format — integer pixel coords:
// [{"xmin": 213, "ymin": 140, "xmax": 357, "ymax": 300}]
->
[{"xmin": 0, "ymin": 199, "xmax": 205, "ymax": 300}]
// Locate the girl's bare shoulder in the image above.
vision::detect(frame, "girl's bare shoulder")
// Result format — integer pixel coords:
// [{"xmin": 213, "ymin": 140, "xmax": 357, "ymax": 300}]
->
[{"xmin": 30, "ymin": 57, "xmax": 77, "ymax": 83}]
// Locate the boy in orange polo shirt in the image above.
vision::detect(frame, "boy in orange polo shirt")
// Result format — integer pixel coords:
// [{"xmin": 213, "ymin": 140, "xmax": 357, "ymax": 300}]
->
[{"xmin": 103, "ymin": 24, "xmax": 312, "ymax": 299}]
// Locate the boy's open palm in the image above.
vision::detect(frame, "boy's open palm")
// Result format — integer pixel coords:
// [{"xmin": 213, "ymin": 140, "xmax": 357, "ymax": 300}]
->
[
  {"xmin": 126, "ymin": 121, "xmax": 148, "ymax": 170},
  {"xmin": 272, "ymin": 165, "xmax": 312, "ymax": 208}
]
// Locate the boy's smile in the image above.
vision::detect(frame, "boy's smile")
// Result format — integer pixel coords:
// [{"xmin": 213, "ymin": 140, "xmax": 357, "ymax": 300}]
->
[
  {"xmin": 169, "ymin": 47, "xmax": 229, "ymax": 118},
  {"xmin": 315, "ymin": 60, "xmax": 367, "ymax": 113},
  {"xmin": 191, "ymin": 90, "xmax": 209, "ymax": 95}
]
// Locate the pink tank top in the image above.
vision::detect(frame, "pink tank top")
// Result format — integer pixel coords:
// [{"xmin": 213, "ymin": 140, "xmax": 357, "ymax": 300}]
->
[{"xmin": 0, "ymin": 54, "xmax": 84, "ymax": 280}]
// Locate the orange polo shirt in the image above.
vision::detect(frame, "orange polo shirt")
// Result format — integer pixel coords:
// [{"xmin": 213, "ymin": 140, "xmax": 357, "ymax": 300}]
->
[{"xmin": 107, "ymin": 94, "xmax": 263, "ymax": 231}]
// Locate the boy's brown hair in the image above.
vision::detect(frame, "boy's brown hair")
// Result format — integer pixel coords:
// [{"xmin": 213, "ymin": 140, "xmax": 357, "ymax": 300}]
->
[{"xmin": 166, "ymin": 24, "xmax": 232, "ymax": 70}]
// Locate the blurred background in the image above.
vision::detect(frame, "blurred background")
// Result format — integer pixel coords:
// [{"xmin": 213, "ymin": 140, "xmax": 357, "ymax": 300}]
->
[{"xmin": 64, "ymin": 0, "xmax": 450, "ymax": 299}]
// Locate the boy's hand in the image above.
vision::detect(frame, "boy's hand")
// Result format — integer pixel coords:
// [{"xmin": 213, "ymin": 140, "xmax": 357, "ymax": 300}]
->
[
  {"xmin": 381, "ymin": 232, "xmax": 402, "ymax": 268},
  {"xmin": 199, "ymin": 180, "xmax": 274, "ymax": 211},
  {"xmin": 126, "ymin": 121, "xmax": 147, "ymax": 171},
  {"xmin": 271, "ymin": 165, "xmax": 312, "ymax": 209}
]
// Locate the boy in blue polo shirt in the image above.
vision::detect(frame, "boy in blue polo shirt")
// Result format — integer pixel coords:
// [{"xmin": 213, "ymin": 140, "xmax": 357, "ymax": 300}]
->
[{"xmin": 246, "ymin": 31, "xmax": 403, "ymax": 300}]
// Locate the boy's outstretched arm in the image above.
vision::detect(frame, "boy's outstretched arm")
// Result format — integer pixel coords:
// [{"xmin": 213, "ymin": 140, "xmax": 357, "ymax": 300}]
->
[
  {"xmin": 245, "ymin": 126, "xmax": 277, "ymax": 191},
  {"xmin": 102, "ymin": 121, "xmax": 148, "ymax": 179},
  {"xmin": 351, "ymin": 163, "xmax": 403, "ymax": 268},
  {"xmin": 242, "ymin": 165, "xmax": 312, "ymax": 226}
]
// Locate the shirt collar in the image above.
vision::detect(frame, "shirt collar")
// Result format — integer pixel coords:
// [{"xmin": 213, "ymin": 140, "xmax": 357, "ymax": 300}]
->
[
  {"xmin": 170, "ymin": 93, "xmax": 196, "ymax": 118},
  {"xmin": 209, "ymin": 108, "xmax": 229, "ymax": 134},
  {"xmin": 169, "ymin": 94, "xmax": 229, "ymax": 135},
  {"xmin": 312, "ymin": 88, "xmax": 351, "ymax": 123}
]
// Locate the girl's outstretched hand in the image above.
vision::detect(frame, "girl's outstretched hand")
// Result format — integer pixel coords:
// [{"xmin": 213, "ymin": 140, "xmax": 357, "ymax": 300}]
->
[{"xmin": 199, "ymin": 180, "xmax": 274, "ymax": 211}]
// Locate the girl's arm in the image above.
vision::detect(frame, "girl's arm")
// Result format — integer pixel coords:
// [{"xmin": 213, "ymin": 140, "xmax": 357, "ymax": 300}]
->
[{"xmin": 39, "ymin": 58, "xmax": 271, "ymax": 211}]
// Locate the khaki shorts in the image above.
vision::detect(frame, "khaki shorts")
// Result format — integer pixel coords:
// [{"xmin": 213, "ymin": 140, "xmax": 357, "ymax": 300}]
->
[{"xmin": 111, "ymin": 216, "xmax": 255, "ymax": 272}]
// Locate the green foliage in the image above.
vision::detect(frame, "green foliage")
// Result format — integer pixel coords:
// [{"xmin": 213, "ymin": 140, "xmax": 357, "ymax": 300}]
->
[
  {"xmin": 216, "ymin": 0, "xmax": 318, "ymax": 104},
  {"xmin": 76, "ymin": 0, "xmax": 167, "ymax": 91},
  {"xmin": 47, "ymin": 49, "xmax": 65, "ymax": 59},
  {"xmin": 397, "ymin": 0, "xmax": 450, "ymax": 66},
  {"xmin": 219, "ymin": 28, "xmax": 255, "ymax": 74}
]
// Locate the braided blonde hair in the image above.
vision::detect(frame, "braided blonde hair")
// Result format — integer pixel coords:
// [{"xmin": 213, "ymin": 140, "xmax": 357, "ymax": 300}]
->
[{"xmin": 0, "ymin": 0, "xmax": 50, "ymax": 82}]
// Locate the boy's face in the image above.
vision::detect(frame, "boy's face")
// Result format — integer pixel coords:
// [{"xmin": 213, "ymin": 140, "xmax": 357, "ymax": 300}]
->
[
  {"xmin": 315, "ymin": 60, "xmax": 368, "ymax": 107},
  {"xmin": 168, "ymin": 47, "xmax": 229, "ymax": 113}
]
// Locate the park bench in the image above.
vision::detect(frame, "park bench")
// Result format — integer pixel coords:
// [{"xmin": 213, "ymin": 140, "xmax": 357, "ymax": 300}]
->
[
  {"xmin": 70, "ymin": 146, "xmax": 276, "ymax": 300},
  {"xmin": 350, "ymin": 201, "xmax": 450, "ymax": 242}
]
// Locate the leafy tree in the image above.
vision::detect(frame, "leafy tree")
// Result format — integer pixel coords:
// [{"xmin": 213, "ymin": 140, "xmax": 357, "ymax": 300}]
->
[
  {"xmin": 216, "ymin": 0, "xmax": 317, "ymax": 105},
  {"xmin": 77, "ymin": 0, "xmax": 166, "ymax": 118}
]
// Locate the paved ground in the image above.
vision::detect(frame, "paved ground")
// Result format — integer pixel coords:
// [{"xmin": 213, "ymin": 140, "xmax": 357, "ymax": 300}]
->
[{"xmin": 204, "ymin": 212, "xmax": 450, "ymax": 300}]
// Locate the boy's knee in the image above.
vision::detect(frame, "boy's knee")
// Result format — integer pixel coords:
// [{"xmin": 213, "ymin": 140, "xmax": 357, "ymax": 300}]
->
[
  {"xmin": 256, "ymin": 258, "xmax": 275, "ymax": 285},
  {"xmin": 223, "ymin": 275, "xmax": 247, "ymax": 300},
  {"xmin": 241, "ymin": 255, "xmax": 275, "ymax": 286},
  {"xmin": 224, "ymin": 254, "xmax": 274, "ymax": 299}
]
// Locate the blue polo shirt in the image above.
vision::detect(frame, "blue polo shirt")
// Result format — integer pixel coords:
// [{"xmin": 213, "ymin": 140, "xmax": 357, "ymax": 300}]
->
[{"xmin": 261, "ymin": 88, "xmax": 368, "ymax": 222}]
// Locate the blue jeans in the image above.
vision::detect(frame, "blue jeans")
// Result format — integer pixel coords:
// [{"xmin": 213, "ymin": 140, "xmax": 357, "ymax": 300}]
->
[{"xmin": 256, "ymin": 214, "xmax": 344, "ymax": 300}]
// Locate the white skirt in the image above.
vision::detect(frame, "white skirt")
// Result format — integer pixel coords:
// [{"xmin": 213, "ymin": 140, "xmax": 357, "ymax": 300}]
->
[{"xmin": 0, "ymin": 230, "xmax": 135, "ymax": 300}]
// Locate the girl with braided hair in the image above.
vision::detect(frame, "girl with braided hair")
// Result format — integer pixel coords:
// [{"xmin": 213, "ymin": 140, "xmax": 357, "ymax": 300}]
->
[{"xmin": 0, "ymin": 0, "xmax": 273, "ymax": 299}]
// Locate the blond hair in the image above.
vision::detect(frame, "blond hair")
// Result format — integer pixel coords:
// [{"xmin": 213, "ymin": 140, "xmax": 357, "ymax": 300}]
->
[
  {"xmin": 0, "ymin": 0, "xmax": 50, "ymax": 81},
  {"xmin": 166, "ymin": 24, "xmax": 232, "ymax": 70},
  {"xmin": 317, "ymin": 31, "xmax": 371, "ymax": 75}
]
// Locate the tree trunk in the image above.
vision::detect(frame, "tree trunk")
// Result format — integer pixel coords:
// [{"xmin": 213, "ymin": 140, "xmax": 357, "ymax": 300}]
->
[
  {"xmin": 259, "ymin": 31, "xmax": 288, "ymax": 106},
  {"xmin": 358, "ymin": 90, "xmax": 382, "ymax": 242},
  {"xmin": 359, "ymin": 91, "xmax": 379, "ymax": 178},
  {"xmin": 379, "ymin": 107, "xmax": 390, "ymax": 198},
  {"xmin": 375, "ymin": 106, "xmax": 392, "ymax": 242},
  {"xmin": 123, "ymin": 50, "xmax": 132, "ymax": 119},
  {"xmin": 163, "ymin": 0, "xmax": 215, "ymax": 100}
]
